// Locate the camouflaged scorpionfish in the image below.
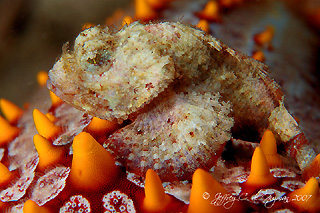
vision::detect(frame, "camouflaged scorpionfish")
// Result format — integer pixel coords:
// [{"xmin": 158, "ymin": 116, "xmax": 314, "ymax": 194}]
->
[{"xmin": 48, "ymin": 22, "xmax": 315, "ymax": 181}]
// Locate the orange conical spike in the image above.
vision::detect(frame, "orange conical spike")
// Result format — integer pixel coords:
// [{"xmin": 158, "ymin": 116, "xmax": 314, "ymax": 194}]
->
[
  {"xmin": 23, "ymin": 200, "xmax": 51, "ymax": 213},
  {"xmin": 33, "ymin": 109, "xmax": 62, "ymax": 140},
  {"xmin": 244, "ymin": 147, "xmax": 277, "ymax": 189},
  {"xmin": 36, "ymin": 71, "xmax": 49, "ymax": 87},
  {"xmin": 0, "ymin": 162, "xmax": 15, "ymax": 187},
  {"xmin": 69, "ymin": 132, "xmax": 117, "ymax": 190},
  {"xmin": 143, "ymin": 169, "xmax": 172, "ymax": 212},
  {"xmin": 188, "ymin": 168, "xmax": 243, "ymax": 213},
  {"xmin": 33, "ymin": 134, "xmax": 66, "ymax": 171},
  {"xmin": 196, "ymin": 19, "xmax": 210, "ymax": 33},
  {"xmin": 197, "ymin": 0, "xmax": 221, "ymax": 22},
  {"xmin": 122, "ymin": 16, "xmax": 134, "ymax": 27},
  {"xmin": 0, "ymin": 98, "xmax": 23, "ymax": 125},
  {"xmin": 86, "ymin": 117, "xmax": 119, "ymax": 136},
  {"xmin": 253, "ymin": 25, "xmax": 275, "ymax": 46},
  {"xmin": 252, "ymin": 51, "xmax": 265, "ymax": 62},
  {"xmin": 288, "ymin": 177, "xmax": 320, "ymax": 213},
  {"xmin": 0, "ymin": 115, "xmax": 20, "ymax": 146},
  {"xmin": 260, "ymin": 130, "xmax": 283, "ymax": 167},
  {"xmin": 135, "ymin": 0, "xmax": 158, "ymax": 21},
  {"xmin": 49, "ymin": 91, "xmax": 63, "ymax": 108}
]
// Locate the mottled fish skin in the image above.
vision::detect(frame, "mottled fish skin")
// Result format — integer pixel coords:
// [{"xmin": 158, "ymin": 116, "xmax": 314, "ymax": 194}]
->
[
  {"xmin": 48, "ymin": 22, "xmax": 276, "ymax": 122},
  {"xmin": 48, "ymin": 22, "xmax": 314, "ymax": 180}
]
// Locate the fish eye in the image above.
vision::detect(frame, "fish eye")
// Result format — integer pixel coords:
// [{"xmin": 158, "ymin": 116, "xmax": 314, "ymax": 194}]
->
[
  {"xmin": 87, "ymin": 50, "xmax": 111, "ymax": 66},
  {"xmin": 81, "ymin": 48, "xmax": 112, "ymax": 73}
]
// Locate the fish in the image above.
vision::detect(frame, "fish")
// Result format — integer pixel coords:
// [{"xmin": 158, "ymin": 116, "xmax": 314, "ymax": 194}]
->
[{"xmin": 48, "ymin": 21, "xmax": 316, "ymax": 181}]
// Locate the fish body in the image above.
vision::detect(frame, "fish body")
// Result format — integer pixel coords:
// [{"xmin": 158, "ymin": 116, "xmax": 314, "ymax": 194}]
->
[{"xmin": 48, "ymin": 22, "xmax": 315, "ymax": 180}]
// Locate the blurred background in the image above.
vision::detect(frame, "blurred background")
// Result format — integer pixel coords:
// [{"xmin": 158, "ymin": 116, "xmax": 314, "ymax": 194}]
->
[{"xmin": 0, "ymin": 0, "xmax": 130, "ymax": 107}]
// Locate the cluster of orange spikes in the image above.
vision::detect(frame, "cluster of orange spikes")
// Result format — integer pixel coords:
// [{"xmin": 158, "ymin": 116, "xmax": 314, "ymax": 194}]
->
[
  {"xmin": 83, "ymin": 0, "xmax": 245, "ymax": 35},
  {"xmin": 132, "ymin": 0, "xmax": 274, "ymax": 63},
  {"xmin": 252, "ymin": 25, "xmax": 275, "ymax": 62},
  {"xmin": 0, "ymin": 99, "xmax": 23, "ymax": 202},
  {"xmin": 195, "ymin": 0, "xmax": 246, "ymax": 33},
  {"xmin": 2, "ymin": 70, "xmax": 319, "ymax": 212},
  {"xmin": 0, "ymin": 99, "xmax": 21, "ymax": 146}
]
